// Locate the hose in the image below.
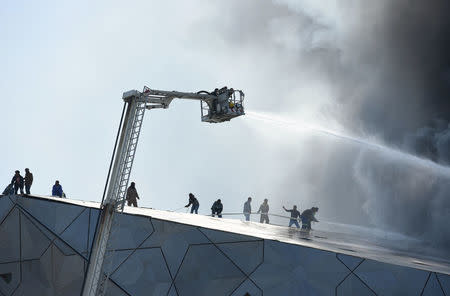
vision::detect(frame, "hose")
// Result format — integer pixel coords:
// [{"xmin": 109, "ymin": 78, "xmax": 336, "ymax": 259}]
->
[
  {"xmin": 101, "ymin": 102, "xmax": 127, "ymax": 205},
  {"xmin": 197, "ymin": 90, "xmax": 211, "ymax": 95}
]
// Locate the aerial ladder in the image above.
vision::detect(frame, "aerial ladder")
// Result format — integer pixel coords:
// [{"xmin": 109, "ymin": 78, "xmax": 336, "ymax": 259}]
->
[{"xmin": 82, "ymin": 86, "xmax": 245, "ymax": 296}]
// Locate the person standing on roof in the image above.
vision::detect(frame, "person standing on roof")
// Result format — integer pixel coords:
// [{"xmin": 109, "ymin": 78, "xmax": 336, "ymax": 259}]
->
[
  {"xmin": 11, "ymin": 170, "xmax": 24, "ymax": 195},
  {"xmin": 243, "ymin": 197, "xmax": 252, "ymax": 221},
  {"xmin": 257, "ymin": 199, "xmax": 270, "ymax": 224},
  {"xmin": 211, "ymin": 199, "xmax": 223, "ymax": 218},
  {"xmin": 24, "ymin": 168, "xmax": 33, "ymax": 195},
  {"xmin": 301, "ymin": 207, "xmax": 319, "ymax": 230},
  {"xmin": 52, "ymin": 180, "xmax": 63, "ymax": 197},
  {"xmin": 126, "ymin": 182, "xmax": 140, "ymax": 207},
  {"xmin": 283, "ymin": 205, "xmax": 301, "ymax": 228},
  {"xmin": 185, "ymin": 193, "xmax": 199, "ymax": 214}
]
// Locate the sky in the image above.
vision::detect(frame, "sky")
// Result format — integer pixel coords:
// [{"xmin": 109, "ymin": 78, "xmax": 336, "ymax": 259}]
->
[{"xmin": 1, "ymin": 0, "xmax": 450, "ymax": 255}]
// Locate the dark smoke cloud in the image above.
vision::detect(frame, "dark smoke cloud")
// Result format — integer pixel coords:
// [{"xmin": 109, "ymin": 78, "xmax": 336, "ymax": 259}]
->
[
  {"xmin": 194, "ymin": 0, "xmax": 450, "ymax": 254},
  {"xmin": 210, "ymin": 0, "xmax": 450, "ymax": 156},
  {"xmin": 335, "ymin": 0, "xmax": 450, "ymax": 159}
]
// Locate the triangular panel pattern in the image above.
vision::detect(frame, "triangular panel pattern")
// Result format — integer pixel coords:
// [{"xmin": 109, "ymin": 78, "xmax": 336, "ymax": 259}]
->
[
  {"xmin": 22, "ymin": 210, "xmax": 56, "ymax": 241},
  {"xmin": 17, "ymin": 249, "xmax": 53, "ymax": 296},
  {"xmin": 17, "ymin": 242, "xmax": 85, "ymax": 296},
  {"xmin": 217, "ymin": 241, "xmax": 263, "ymax": 275},
  {"xmin": 174, "ymin": 244, "xmax": 245, "ymax": 296},
  {"xmin": 337, "ymin": 253, "xmax": 364, "ymax": 271},
  {"xmin": 111, "ymin": 248, "xmax": 172, "ymax": 296},
  {"xmin": 51, "ymin": 243, "xmax": 85, "ymax": 295},
  {"xmin": 17, "ymin": 197, "xmax": 85, "ymax": 234},
  {"xmin": 7, "ymin": 195, "xmax": 18, "ymax": 205},
  {"xmin": 422, "ymin": 273, "xmax": 445, "ymax": 296},
  {"xmin": 437, "ymin": 273, "xmax": 450, "ymax": 295},
  {"xmin": 107, "ymin": 214, "xmax": 153, "ymax": 250},
  {"xmin": 20, "ymin": 213, "xmax": 52, "ymax": 260},
  {"xmin": 105, "ymin": 280, "xmax": 129, "ymax": 296},
  {"xmin": 60, "ymin": 209, "xmax": 89, "ymax": 255},
  {"xmin": 230, "ymin": 278, "xmax": 262, "ymax": 296},
  {"xmin": 103, "ymin": 250, "xmax": 134, "ymax": 275},
  {"xmin": 337, "ymin": 274, "xmax": 376, "ymax": 296},
  {"xmin": 0, "ymin": 208, "xmax": 20, "ymax": 263},
  {"xmin": 199, "ymin": 227, "xmax": 260, "ymax": 243},
  {"xmin": 141, "ymin": 219, "xmax": 208, "ymax": 276},
  {"xmin": 53, "ymin": 237, "xmax": 78, "ymax": 256},
  {"xmin": 0, "ymin": 197, "xmax": 14, "ymax": 223},
  {"xmin": 167, "ymin": 285, "xmax": 178, "ymax": 296},
  {"xmin": 0, "ymin": 262, "xmax": 20, "ymax": 296},
  {"xmin": 251, "ymin": 240, "xmax": 348, "ymax": 295},
  {"xmin": 355, "ymin": 258, "xmax": 430, "ymax": 296}
]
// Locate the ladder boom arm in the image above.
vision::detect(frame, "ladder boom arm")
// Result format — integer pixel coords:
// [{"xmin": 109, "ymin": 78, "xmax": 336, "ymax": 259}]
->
[{"xmin": 83, "ymin": 85, "xmax": 245, "ymax": 296}]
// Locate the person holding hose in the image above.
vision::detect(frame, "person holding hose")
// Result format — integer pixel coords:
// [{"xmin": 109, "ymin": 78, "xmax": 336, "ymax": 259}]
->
[
  {"xmin": 282, "ymin": 205, "xmax": 301, "ymax": 228},
  {"xmin": 301, "ymin": 207, "xmax": 319, "ymax": 230},
  {"xmin": 257, "ymin": 199, "xmax": 270, "ymax": 224},
  {"xmin": 185, "ymin": 193, "xmax": 200, "ymax": 214}
]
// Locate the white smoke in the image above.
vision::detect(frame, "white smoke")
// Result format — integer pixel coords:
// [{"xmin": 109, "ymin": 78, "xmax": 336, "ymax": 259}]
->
[{"xmin": 188, "ymin": 0, "xmax": 450, "ymax": 254}]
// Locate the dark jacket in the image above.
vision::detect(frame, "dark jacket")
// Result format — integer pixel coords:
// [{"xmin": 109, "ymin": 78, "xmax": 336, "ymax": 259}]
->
[
  {"xmin": 211, "ymin": 201, "xmax": 223, "ymax": 213},
  {"xmin": 126, "ymin": 187, "xmax": 139, "ymax": 202},
  {"xmin": 243, "ymin": 201, "xmax": 251, "ymax": 214},
  {"xmin": 301, "ymin": 209, "xmax": 318, "ymax": 223},
  {"xmin": 284, "ymin": 208, "xmax": 301, "ymax": 220},
  {"xmin": 52, "ymin": 184, "xmax": 63, "ymax": 197},
  {"xmin": 186, "ymin": 196, "xmax": 199, "ymax": 207},
  {"xmin": 24, "ymin": 172, "xmax": 33, "ymax": 186},
  {"xmin": 11, "ymin": 174, "xmax": 24, "ymax": 187}
]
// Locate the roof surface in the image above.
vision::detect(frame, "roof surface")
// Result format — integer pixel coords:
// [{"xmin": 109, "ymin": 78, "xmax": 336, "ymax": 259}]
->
[{"xmin": 11, "ymin": 194, "xmax": 450, "ymax": 275}]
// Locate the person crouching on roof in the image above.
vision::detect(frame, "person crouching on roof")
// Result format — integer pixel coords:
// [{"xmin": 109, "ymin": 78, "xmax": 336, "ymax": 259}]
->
[
  {"xmin": 52, "ymin": 180, "xmax": 63, "ymax": 197},
  {"xmin": 211, "ymin": 199, "xmax": 223, "ymax": 218}
]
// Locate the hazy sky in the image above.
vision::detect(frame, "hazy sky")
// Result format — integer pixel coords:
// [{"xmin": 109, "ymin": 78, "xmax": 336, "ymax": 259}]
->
[
  {"xmin": 2, "ymin": 0, "xmax": 450, "ymax": 254},
  {"xmin": 1, "ymin": 0, "xmax": 307, "ymax": 212}
]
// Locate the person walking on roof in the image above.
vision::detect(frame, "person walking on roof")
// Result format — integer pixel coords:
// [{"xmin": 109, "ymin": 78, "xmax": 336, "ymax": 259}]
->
[
  {"xmin": 257, "ymin": 199, "xmax": 270, "ymax": 224},
  {"xmin": 52, "ymin": 180, "xmax": 63, "ymax": 197},
  {"xmin": 211, "ymin": 199, "xmax": 223, "ymax": 218},
  {"xmin": 283, "ymin": 205, "xmax": 301, "ymax": 228},
  {"xmin": 11, "ymin": 170, "xmax": 24, "ymax": 195},
  {"xmin": 301, "ymin": 207, "xmax": 319, "ymax": 230},
  {"xmin": 24, "ymin": 168, "xmax": 33, "ymax": 195},
  {"xmin": 185, "ymin": 193, "xmax": 199, "ymax": 214},
  {"xmin": 126, "ymin": 182, "xmax": 140, "ymax": 207},
  {"xmin": 243, "ymin": 197, "xmax": 252, "ymax": 221}
]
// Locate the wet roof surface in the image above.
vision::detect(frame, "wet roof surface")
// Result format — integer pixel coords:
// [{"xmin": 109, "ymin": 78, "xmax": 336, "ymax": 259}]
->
[{"xmin": 13, "ymin": 194, "xmax": 450, "ymax": 275}]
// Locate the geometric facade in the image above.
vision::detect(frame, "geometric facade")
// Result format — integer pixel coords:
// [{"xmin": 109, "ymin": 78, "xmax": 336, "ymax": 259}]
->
[{"xmin": 0, "ymin": 194, "xmax": 449, "ymax": 296}]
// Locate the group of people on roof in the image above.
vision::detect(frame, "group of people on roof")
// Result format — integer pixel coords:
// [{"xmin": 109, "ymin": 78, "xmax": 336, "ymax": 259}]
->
[
  {"xmin": 183, "ymin": 193, "xmax": 319, "ymax": 231},
  {"xmin": 3, "ymin": 169, "xmax": 65, "ymax": 198}
]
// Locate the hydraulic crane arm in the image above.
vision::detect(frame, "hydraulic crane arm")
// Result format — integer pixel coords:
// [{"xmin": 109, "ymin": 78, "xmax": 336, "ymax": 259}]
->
[
  {"xmin": 129, "ymin": 86, "xmax": 245, "ymax": 123},
  {"xmin": 82, "ymin": 86, "xmax": 245, "ymax": 296}
]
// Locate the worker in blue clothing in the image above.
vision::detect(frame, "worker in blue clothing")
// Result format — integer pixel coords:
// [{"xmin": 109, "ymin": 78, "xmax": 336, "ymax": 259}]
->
[
  {"xmin": 185, "ymin": 193, "xmax": 200, "ymax": 214},
  {"xmin": 52, "ymin": 180, "xmax": 63, "ymax": 197},
  {"xmin": 282, "ymin": 205, "xmax": 301, "ymax": 228},
  {"xmin": 211, "ymin": 199, "xmax": 223, "ymax": 218}
]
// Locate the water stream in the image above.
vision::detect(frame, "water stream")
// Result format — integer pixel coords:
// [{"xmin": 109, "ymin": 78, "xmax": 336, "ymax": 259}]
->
[{"xmin": 246, "ymin": 110, "xmax": 450, "ymax": 178}]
